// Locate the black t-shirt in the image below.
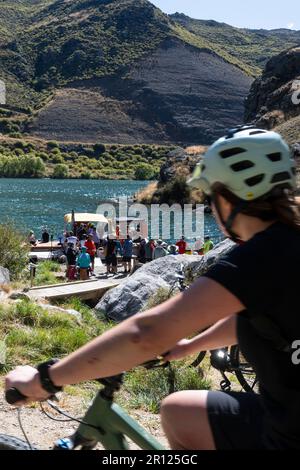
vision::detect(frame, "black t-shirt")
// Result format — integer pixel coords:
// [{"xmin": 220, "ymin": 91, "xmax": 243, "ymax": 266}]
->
[
  {"xmin": 106, "ymin": 240, "xmax": 116, "ymax": 257},
  {"xmin": 203, "ymin": 222, "xmax": 300, "ymax": 449},
  {"xmin": 66, "ymin": 248, "xmax": 77, "ymax": 265}
]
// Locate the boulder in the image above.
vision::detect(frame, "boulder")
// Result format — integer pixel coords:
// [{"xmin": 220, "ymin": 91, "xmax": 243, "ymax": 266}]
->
[
  {"xmin": 0, "ymin": 266, "xmax": 10, "ymax": 284},
  {"xmin": 9, "ymin": 292, "xmax": 31, "ymax": 301},
  {"xmin": 37, "ymin": 304, "xmax": 82, "ymax": 322},
  {"xmin": 95, "ymin": 238, "xmax": 234, "ymax": 322}
]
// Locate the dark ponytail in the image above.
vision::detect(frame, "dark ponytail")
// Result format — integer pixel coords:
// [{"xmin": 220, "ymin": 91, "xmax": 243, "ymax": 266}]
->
[{"xmin": 212, "ymin": 183, "xmax": 300, "ymax": 231}]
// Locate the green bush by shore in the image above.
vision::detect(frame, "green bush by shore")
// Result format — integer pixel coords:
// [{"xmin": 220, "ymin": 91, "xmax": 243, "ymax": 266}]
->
[
  {"xmin": 0, "ymin": 139, "xmax": 174, "ymax": 180},
  {"xmin": 0, "ymin": 222, "xmax": 29, "ymax": 280}
]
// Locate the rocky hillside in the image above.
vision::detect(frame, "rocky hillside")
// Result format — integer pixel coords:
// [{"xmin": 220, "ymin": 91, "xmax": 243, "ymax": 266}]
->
[
  {"xmin": 172, "ymin": 13, "xmax": 300, "ymax": 74},
  {"xmin": 0, "ymin": 0, "xmax": 298, "ymax": 145},
  {"xmin": 245, "ymin": 47, "xmax": 300, "ymax": 144},
  {"xmin": 27, "ymin": 38, "xmax": 252, "ymax": 144}
]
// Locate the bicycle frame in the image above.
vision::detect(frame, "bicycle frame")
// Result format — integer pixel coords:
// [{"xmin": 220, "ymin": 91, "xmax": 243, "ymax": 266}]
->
[{"xmin": 70, "ymin": 391, "xmax": 165, "ymax": 450}]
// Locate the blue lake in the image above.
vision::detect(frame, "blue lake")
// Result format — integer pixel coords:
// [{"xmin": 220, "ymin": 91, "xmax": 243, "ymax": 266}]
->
[{"xmin": 0, "ymin": 179, "xmax": 222, "ymax": 243}]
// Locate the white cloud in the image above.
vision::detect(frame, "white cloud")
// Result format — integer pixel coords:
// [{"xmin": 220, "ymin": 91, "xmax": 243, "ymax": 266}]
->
[{"xmin": 287, "ymin": 22, "xmax": 295, "ymax": 29}]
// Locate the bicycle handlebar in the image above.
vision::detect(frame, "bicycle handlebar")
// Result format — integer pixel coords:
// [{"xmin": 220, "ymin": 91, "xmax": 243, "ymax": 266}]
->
[{"xmin": 5, "ymin": 388, "xmax": 27, "ymax": 405}]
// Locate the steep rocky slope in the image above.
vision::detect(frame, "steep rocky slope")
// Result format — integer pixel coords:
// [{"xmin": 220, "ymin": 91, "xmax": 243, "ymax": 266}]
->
[
  {"xmin": 28, "ymin": 38, "xmax": 252, "ymax": 144},
  {"xmin": 245, "ymin": 47, "xmax": 300, "ymax": 143}
]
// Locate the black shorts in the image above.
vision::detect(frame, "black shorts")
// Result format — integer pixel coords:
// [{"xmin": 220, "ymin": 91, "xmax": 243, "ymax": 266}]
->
[
  {"xmin": 122, "ymin": 256, "xmax": 132, "ymax": 263},
  {"xmin": 106, "ymin": 254, "xmax": 117, "ymax": 267},
  {"xmin": 207, "ymin": 391, "xmax": 265, "ymax": 450}
]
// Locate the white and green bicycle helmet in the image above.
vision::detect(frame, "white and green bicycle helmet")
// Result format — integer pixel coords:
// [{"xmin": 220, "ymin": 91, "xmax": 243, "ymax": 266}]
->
[{"xmin": 188, "ymin": 126, "xmax": 296, "ymax": 200}]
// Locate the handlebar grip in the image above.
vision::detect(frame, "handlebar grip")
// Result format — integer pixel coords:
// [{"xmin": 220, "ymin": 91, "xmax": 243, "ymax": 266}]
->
[{"xmin": 5, "ymin": 388, "xmax": 27, "ymax": 405}]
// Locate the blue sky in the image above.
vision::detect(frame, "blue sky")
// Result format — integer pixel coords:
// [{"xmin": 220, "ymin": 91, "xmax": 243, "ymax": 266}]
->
[{"xmin": 150, "ymin": 0, "xmax": 300, "ymax": 30}]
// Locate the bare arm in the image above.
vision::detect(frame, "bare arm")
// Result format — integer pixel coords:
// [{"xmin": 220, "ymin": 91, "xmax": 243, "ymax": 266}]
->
[
  {"xmin": 5, "ymin": 277, "xmax": 244, "ymax": 399},
  {"xmin": 164, "ymin": 315, "xmax": 237, "ymax": 361}
]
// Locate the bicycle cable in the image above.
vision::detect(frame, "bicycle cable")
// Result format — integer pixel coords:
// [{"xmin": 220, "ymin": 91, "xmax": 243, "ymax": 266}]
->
[
  {"xmin": 17, "ymin": 408, "xmax": 33, "ymax": 450},
  {"xmin": 13, "ymin": 398, "xmax": 106, "ymax": 451},
  {"xmin": 40, "ymin": 400, "xmax": 105, "ymax": 434}
]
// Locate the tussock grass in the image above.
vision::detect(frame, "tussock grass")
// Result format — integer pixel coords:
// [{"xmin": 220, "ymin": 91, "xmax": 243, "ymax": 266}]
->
[
  {"xmin": 33, "ymin": 260, "xmax": 63, "ymax": 286},
  {"xmin": 0, "ymin": 300, "xmax": 106, "ymax": 368},
  {"xmin": 121, "ymin": 363, "xmax": 211, "ymax": 413}
]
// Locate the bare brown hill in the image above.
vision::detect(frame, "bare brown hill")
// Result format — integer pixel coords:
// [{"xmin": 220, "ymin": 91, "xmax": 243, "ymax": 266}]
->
[{"xmin": 28, "ymin": 38, "xmax": 253, "ymax": 145}]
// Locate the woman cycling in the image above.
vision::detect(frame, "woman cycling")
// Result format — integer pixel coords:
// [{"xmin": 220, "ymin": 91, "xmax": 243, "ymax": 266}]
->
[{"xmin": 5, "ymin": 126, "xmax": 300, "ymax": 449}]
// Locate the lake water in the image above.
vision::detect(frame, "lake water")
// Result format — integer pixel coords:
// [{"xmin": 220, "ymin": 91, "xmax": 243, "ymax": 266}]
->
[{"xmin": 0, "ymin": 179, "xmax": 222, "ymax": 243}]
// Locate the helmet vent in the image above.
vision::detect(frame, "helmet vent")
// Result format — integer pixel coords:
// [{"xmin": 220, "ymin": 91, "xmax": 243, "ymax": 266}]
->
[
  {"xmin": 271, "ymin": 172, "xmax": 291, "ymax": 183},
  {"xmin": 249, "ymin": 130, "xmax": 266, "ymax": 135},
  {"xmin": 245, "ymin": 174, "xmax": 265, "ymax": 187},
  {"xmin": 219, "ymin": 147, "xmax": 247, "ymax": 159},
  {"xmin": 266, "ymin": 152, "xmax": 282, "ymax": 162},
  {"xmin": 231, "ymin": 160, "xmax": 255, "ymax": 172}
]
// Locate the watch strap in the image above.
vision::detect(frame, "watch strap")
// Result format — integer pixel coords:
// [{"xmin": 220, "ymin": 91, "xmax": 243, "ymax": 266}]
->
[{"xmin": 37, "ymin": 359, "xmax": 63, "ymax": 394}]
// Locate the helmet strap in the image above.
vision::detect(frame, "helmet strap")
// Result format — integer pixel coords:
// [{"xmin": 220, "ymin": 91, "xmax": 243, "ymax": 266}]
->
[{"xmin": 212, "ymin": 194, "xmax": 246, "ymax": 243}]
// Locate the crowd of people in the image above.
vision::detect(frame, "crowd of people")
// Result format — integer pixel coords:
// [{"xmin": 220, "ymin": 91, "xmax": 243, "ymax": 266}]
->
[{"xmin": 27, "ymin": 222, "xmax": 214, "ymax": 281}]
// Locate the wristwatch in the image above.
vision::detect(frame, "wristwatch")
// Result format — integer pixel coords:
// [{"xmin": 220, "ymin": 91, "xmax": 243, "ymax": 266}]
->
[{"xmin": 37, "ymin": 359, "xmax": 63, "ymax": 394}]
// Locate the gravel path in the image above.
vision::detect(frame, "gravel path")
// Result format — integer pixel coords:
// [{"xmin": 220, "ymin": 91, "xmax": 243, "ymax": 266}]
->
[{"xmin": 0, "ymin": 390, "xmax": 169, "ymax": 450}]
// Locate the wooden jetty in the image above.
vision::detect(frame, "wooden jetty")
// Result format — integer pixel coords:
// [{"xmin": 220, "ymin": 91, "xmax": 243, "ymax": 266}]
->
[
  {"xmin": 30, "ymin": 241, "xmax": 61, "ymax": 252},
  {"xmin": 28, "ymin": 277, "xmax": 121, "ymax": 302}
]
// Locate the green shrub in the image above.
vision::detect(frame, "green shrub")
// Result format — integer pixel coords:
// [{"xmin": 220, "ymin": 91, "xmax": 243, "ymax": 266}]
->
[
  {"xmin": 47, "ymin": 141, "xmax": 59, "ymax": 149},
  {"xmin": 134, "ymin": 163, "xmax": 155, "ymax": 180},
  {"xmin": 80, "ymin": 171, "xmax": 92, "ymax": 179},
  {"xmin": 51, "ymin": 153, "xmax": 64, "ymax": 163},
  {"xmin": 94, "ymin": 143, "xmax": 106, "ymax": 155},
  {"xmin": 52, "ymin": 164, "xmax": 69, "ymax": 179},
  {"xmin": 0, "ymin": 222, "xmax": 29, "ymax": 280},
  {"xmin": 0, "ymin": 155, "xmax": 45, "ymax": 178},
  {"xmin": 154, "ymin": 176, "xmax": 191, "ymax": 204},
  {"xmin": 14, "ymin": 148, "xmax": 24, "ymax": 156},
  {"xmin": 38, "ymin": 152, "xmax": 49, "ymax": 161}
]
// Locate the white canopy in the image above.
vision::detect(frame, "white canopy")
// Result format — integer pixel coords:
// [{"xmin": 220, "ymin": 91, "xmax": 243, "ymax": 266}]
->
[{"xmin": 64, "ymin": 213, "xmax": 108, "ymax": 224}]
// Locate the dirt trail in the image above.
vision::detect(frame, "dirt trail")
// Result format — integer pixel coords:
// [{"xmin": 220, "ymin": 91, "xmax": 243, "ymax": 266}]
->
[{"xmin": 0, "ymin": 392, "xmax": 169, "ymax": 450}]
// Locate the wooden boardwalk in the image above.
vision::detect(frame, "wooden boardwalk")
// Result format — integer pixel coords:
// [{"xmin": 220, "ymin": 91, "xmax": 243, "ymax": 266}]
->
[{"xmin": 28, "ymin": 277, "xmax": 122, "ymax": 302}]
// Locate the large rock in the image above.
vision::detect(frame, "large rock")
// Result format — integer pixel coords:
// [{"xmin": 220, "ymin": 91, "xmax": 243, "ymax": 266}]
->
[
  {"xmin": 245, "ymin": 47, "xmax": 300, "ymax": 129},
  {"xmin": 0, "ymin": 266, "xmax": 10, "ymax": 284},
  {"xmin": 95, "ymin": 239, "xmax": 234, "ymax": 322}
]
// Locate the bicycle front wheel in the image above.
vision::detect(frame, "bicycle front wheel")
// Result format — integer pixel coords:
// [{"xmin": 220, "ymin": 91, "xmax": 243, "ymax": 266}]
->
[
  {"xmin": 0, "ymin": 434, "xmax": 37, "ymax": 450},
  {"xmin": 229, "ymin": 345, "xmax": 258, "ymax": 393}
]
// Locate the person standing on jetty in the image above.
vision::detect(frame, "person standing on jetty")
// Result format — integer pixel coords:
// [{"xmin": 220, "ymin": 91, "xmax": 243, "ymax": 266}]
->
[
  {"xmin": 176, "ymin": 236, "xmax": 187, "ymax": 254},
  {"xmin": 203, "ymin": 236, "xmax": 214, "ymax": 254},
  {"xmin": 66, "ymin": 242, "xmax": 78, "ymax": 281},
  {"xmin": 41, "ymin": 228, "xmax": 50, "ymax": 244},
  {"xmin": 85, "ymin": 234, "xmax": 97, "ymax": 275},
  {"xmin": 27, "ymin": 230, "xmax": 37, "ymax": 246},
  {"xmin": 77, "ymin": 246, "xmax": 91, "ymax": 280},
  {"xmin": 66, "ymin": 231, "xmax": 78, "ymax": 249},
  {"xmin": 122, "ymin": 235, "xmax": 133, "ymax": 274},
  {"xmin": 145, "ymin": 238, "xmax": 155, "ymax": 262},
  {"xmin": 105, "ymin": 236, "xmax": 117, "ymax": 275},
  {"xmin": 6, "ymin": 127, "xmax": 300, "ymax": 450},
  {"xmin": 153, "ymin": 240, "xmax": 168, "ymax": 259}
]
